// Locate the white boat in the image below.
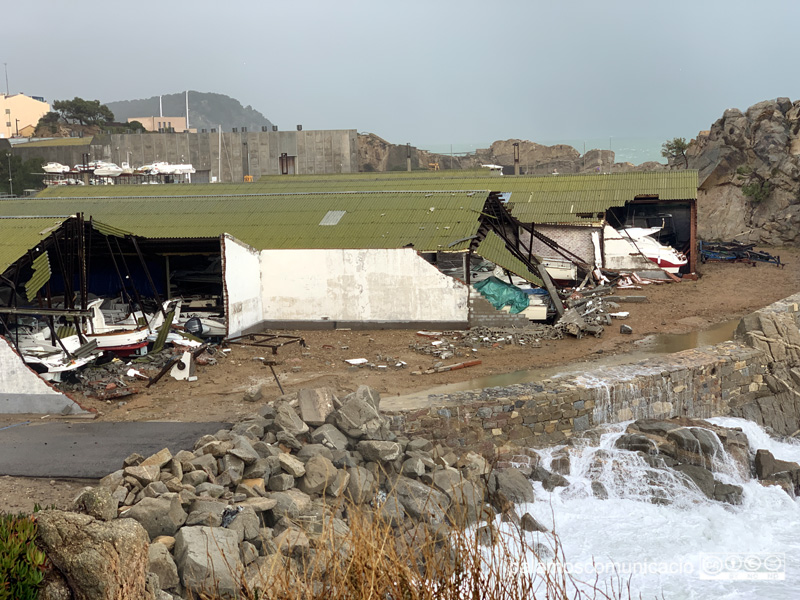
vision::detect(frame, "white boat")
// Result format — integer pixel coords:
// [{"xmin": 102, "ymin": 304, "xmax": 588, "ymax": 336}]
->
[
  {"xmin": 620, "ymin": 228, "xmax": 688, "ymax": 274},
  {"xmin": 42, "ymin": 162, "xmax": 70, "ymax": 174},
  {"xmin": 93, "ymin": 162, "xmax": 124, "ymax": 177},
  {"xmin": 9, "ymin": 325, "xmax": 102, "ymax": 382}
]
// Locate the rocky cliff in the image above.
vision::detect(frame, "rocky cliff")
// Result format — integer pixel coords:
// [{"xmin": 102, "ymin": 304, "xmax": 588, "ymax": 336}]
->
[
  {"xmin": 688, "ymin": 98, "xmax": 800, "ymax": 245},
  {"xmin": 358, "ymin": 135, "xmax": 664, "ymax": 176}
]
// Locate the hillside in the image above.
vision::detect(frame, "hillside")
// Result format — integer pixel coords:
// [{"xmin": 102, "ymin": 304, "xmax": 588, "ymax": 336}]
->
[{"xmin": 105, "ymin": 91, "xmax": 273, "ymax": 132}]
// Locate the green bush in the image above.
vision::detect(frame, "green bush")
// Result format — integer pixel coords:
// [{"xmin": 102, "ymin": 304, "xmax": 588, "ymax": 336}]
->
[{"xmin": 0, "ymin": 513, "xmax": 47, "ymax": 600}]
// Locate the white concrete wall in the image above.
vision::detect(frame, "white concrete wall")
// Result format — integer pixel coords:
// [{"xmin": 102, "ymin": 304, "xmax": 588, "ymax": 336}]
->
[
  {"xmin": 222, "ymin": 235, "xmax": 264, "ymax": 338},
  {"xmin": 259, "ymin": 248, "xmax": 468, "ymax": 323},
  {"xmin": 0, "ymin": 337, "xmax": 84, "ymax": 414}
]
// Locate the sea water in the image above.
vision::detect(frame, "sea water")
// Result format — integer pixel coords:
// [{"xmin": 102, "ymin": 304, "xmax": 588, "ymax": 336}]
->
[{"xmin": 494, "ymin": 417, "xmax": 800, "ymax": 599}]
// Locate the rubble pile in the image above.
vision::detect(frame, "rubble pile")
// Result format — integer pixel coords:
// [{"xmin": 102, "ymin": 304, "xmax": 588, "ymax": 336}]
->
[
  {"xmin": 409, "ymin": 326, "xmax": 562, "ymax": 360},
  {"xmin": 555, "ymin": 287, "xmax": 626, "ymax": 338},
  {"xmin": 54, "ymin": 386, "xmax": 539, "ymax": 599},
  {"xmin": 58, "ymin": 345, "xmax": 219, "ymax": 399}
]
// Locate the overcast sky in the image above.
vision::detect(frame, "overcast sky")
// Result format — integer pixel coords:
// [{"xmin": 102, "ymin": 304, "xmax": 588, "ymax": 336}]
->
[{"xmin": 6, "ymin": 0, "xmax": 800, "ymax": 148}]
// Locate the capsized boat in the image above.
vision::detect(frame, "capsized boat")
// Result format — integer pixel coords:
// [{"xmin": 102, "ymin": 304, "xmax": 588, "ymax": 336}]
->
[{"xmin": 620, "ymin": 227, "xmax": 687, "ymax": 274}]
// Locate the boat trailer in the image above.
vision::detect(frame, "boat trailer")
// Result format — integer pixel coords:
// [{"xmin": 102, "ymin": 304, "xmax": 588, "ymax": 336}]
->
[{"xmin": 699, "ymin": 241, "xmax": 783, "ymax": 267}]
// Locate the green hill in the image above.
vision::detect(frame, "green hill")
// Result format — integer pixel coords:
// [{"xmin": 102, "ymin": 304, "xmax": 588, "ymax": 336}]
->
[{"xmin": 105, "ymin": 91, "xmax": 273, "ymax": 132}]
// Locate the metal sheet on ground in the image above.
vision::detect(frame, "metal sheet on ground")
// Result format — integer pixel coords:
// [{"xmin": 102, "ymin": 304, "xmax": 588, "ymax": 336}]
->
[{"xmin": 0, "ymin": 422, "xmax": 228, "ymax": 478}]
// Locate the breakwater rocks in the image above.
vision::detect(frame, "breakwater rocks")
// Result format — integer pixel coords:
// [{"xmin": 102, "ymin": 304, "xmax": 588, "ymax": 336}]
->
[{"xmin": 38, "ymin": 386, "xmax": 542, "ymax": 599}]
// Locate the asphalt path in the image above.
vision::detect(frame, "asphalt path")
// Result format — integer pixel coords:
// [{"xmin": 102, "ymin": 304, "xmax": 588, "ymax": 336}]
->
[{"xmin": 0, "ymin": 421, "xmax": 228, "ymax": 478}]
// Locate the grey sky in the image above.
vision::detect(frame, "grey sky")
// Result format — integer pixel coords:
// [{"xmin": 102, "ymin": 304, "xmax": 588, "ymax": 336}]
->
[{"xmin": 7, "ymin": 0, "xmax": 800, "ymax": 148}]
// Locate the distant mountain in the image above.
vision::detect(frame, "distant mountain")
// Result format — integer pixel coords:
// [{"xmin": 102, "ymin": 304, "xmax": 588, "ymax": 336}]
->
[{"xmin": 105, "ymin": 91, "xmax": 273, "ymax": 132}]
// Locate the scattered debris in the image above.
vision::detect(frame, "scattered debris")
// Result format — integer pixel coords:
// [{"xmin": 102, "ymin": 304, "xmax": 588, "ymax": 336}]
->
[
  {"xmin": 345, "ymin": 358, "xmax": 369, "ymax": 365},
  {"xmin": 226, "ymin": 333, "xmax": 306, "ymax": 354},
  {"xmin": 699, "ymin": 240, "xmax": 784, "ymax": 267}
]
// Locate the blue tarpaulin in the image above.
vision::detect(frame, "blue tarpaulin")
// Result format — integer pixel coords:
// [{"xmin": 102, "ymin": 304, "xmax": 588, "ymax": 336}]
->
[{"xmin": 473, "ymin": 276, "xmax": 530, "ymax": 314}]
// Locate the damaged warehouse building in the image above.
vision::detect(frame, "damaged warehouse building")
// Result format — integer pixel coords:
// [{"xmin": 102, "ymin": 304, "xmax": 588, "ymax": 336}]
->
[{"xmin": 0, "ymin": 169, "xmax": 697, "ymax": 412}]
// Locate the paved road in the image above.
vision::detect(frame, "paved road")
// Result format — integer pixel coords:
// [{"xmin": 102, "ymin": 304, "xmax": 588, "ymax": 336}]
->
[{"xmin": 0, "ymin": 421, "xmax": 228, "ymax": 478}]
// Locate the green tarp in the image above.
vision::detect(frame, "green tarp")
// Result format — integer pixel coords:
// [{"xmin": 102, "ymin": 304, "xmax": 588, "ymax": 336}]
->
[{"xmin": 473, "ymin": 276, "xmax": 530, "ymax": 314}]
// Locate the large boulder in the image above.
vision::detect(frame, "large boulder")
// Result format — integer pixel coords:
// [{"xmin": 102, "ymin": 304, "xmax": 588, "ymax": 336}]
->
[
  {"xmin": 121, "ymin": 494, "xmax": 187, "ymax": 540},
  {"xmin": 273, "ymin": 401, "xmax": 309, "ymax": 437},
  {"xmin": 357, "ymin": 440, "xmax": 401, "ymax": 462},
  {"xmin": 391, "ymin": 476, "xmax": 450, "ymax": 523},
  {"xmin": 174, "ymin": 526, "xmax": 243, "ymax": 598},
  {"xmin": 489, "ymin": 468, "xmax": 536, "ymax": 505},
  {"xmin": 297, "ymin": 387, "xmax": 337, "ymax": 426},
  {"xmin": 148, "ymin": 542, "xmax": 180, "ymax": 592},
  {"xmin": 36, "ymin": 510, "xmax": 151, "ymax": 600},
  {"xmin": 297, "ymin": 454, "xmax": 338, "ymax": 495},
  {"xmin": 310, "ymin": 423, "xmax": 350, "ymax": 451},
  {"xmin": 346, "ymin": 466, "xmax": 376, "ymax": 504},
  {"xmin": 334, "ymin": 396, "xmax": 386, "ymax": 440},
  {"xmin": 73, "ymin": 487, "xmax": 118, "ymax": 522}
]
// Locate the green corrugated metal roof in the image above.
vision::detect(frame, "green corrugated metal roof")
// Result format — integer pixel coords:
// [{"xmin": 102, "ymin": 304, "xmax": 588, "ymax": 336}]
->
[
  {"xmin": 0, "ymin": 217, "xmax": 66, "ymax": 275},
  {"xmin": 0, "ymin": 192, "xmax": 489, "ymax": 252},
  {"xmin": 507, "ymin": 171, "xmax": 698, "ymax": 223},
  {"xmin": 16, "ymin": 137, "xmax": 93, "ymax": 148},
  {"xmin": 34, "ymin": 170, "xmax": 697, "ymax": 225},
  {"xmin": 475, "ymin": 231, "xmax": 543, "ymax": 286}
]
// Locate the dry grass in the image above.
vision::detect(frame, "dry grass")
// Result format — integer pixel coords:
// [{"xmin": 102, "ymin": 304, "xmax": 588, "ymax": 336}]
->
[{"xmin": 190, "ymin": 498, "xmax": 634, "ymax": 600}]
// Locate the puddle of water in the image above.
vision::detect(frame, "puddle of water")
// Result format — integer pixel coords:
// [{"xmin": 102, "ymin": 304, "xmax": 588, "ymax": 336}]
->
[
  {"xmin": 385, "ymin": 319, "xmax": 741, "ymax": 409},
  {"xmin": 630, "ymin": 319, "xmax": 740, "ymax": 354}
]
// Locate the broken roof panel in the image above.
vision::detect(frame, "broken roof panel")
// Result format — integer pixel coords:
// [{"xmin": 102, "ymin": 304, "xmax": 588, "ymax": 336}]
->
[
  {"xmin": 475, "ymin": 231, "xmax": 543, "ymax": 286},
  {"xmin": 0, "ymin": 216, "xmax": 67, "ymax": 275}
]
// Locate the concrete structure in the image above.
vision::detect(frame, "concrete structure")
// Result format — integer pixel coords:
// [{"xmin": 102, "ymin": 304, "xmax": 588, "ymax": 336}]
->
[
  {"xmin": 10, "ymin": 129, "xmax": 359, "ymax": 182},
  {"xmin": 385, "ymin": 293, "xmax": 800, "ymax": 453},
  {"xmin": 221, "ymin": 236, "xmax": 471, "ymax": 334},
  {"xmin": 0, "ymin": 93, "xmax": 50, "ymax": 139},
  {"xmin": 127, "ymin": 116, "xmax": 192, "ymax": 133},
  {"xmin": 0, "ymin": 337, "xmax": 85, "ymax": 415}
]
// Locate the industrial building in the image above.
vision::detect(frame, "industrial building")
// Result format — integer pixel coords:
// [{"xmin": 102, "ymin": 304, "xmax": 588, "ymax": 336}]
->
[{"xmin": 10, "ymin": 128, "xmax": 359, "ymax": 182}]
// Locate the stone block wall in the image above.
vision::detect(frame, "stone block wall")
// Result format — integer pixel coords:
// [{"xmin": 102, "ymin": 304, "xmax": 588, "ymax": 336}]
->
[{"xmin": 387, "ymin": 292, "xmax": 800, "ymax": 453}]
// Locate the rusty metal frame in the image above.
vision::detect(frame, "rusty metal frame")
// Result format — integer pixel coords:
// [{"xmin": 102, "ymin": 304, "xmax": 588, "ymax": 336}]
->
[{"xmin": 226, "ymin": 333, "xmax": 306, "ymax": 354}]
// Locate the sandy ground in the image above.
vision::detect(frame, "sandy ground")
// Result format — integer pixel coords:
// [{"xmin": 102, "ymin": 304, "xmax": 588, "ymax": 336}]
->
[{"xmin": 2, "ymin": 247, "xmax": 798, "ymax": 514}]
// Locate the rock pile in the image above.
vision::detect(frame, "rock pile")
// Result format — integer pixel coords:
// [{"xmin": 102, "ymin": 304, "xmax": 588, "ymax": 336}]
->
[{"xmin": 48, "ymin": 385, "xmax": 538, "ymax": 600}]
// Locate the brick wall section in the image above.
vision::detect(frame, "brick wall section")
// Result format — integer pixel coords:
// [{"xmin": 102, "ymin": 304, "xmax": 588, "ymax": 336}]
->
[
  {"xmin": 519, "ymin": 225, "xmax": 595, "ymax": 264},
  {"xmin": 468, "ymin": 290, "xmax": 531, "ymax": 328},
  {"xmin": 385, "ymin": 341, "xmax": 769, "ymax": 454}
]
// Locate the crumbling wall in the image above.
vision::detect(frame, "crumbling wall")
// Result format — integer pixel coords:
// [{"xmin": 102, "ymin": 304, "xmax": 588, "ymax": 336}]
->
[
  {"xmin": 222, "ymin": 235, "xmax": 263, "ymax": 338},
  {"xmin": 258, "ymin": 248, "xmax": 469, "ymax": 327},
  {"xmin": 0, "ymin": 337, "xmax": 85, "ymax": 414}
]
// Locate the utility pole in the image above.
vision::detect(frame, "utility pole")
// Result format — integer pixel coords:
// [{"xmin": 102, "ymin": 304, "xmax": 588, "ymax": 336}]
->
[
  {"xmin": 6, "ymin": 152, "xmax": 13, "ymax": 197},
  {"xmin": 3, "ymin": 63, "xmax": 8, "ymax": 96},
  {"xmin": 406, "ymin": 143, "xmax": 411, "ymax": 172}
]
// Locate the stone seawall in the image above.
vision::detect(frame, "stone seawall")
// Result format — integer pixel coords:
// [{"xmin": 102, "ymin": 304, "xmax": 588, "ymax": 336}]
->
[{"xmin": 386, "ymin": 293, "xmax": 800, "ymax": 453}]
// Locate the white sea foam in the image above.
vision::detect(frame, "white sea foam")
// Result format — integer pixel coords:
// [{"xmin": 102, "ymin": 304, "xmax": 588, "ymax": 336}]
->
[{"xmin": 494, "ymin": 420, "xmax": 800, "ymax": 599}]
